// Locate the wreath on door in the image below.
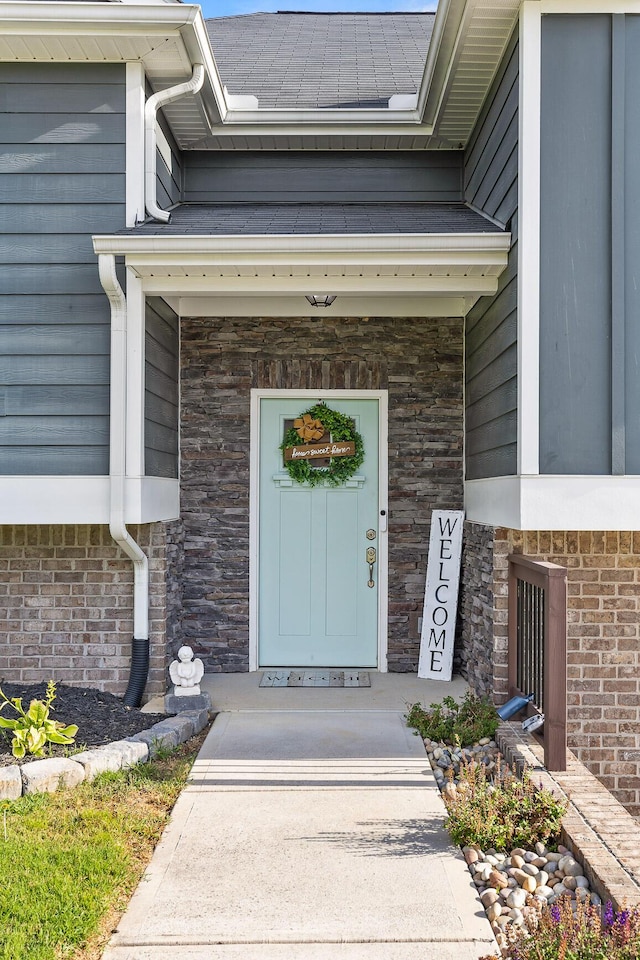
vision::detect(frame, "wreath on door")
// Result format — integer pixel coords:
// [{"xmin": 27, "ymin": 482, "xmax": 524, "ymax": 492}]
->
[{"xmin": 280, "ymin": 403, "xmax": 365, "ymax": 487}]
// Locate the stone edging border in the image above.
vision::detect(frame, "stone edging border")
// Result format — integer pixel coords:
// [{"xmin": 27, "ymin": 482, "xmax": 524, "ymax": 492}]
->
[
  {"xmin": 0, "ymin": 708, "xmax": 212, "ymax": 800},
  {"xmin": 496, "ymin": 721, "xmax": 640, "ymax": 912}
]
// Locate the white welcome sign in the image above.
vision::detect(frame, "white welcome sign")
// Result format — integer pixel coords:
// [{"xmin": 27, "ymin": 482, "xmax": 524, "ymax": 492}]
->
[{"xmin": 418, "ymin": 510, "xmax": 464, "ymax": 681}]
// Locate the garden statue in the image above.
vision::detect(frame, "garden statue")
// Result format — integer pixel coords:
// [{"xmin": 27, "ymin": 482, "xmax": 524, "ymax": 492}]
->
[{"xmin": 169, "ymin": 645, "xmax": 205, "ymax": 696}]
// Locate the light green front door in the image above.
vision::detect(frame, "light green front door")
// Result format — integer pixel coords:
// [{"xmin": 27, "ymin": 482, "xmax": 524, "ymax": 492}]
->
[{"xmin": 258, "ymin": 396, "xmax": 379, "ymax": 667}]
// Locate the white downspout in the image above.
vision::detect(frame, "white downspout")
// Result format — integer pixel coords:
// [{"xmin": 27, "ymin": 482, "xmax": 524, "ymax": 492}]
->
[
  {"xmin": 145, "ymin": 64, "xmax": 205, "ymax": 222},
  {"xmin": 98, "ymin": 254, "xmax": 150, "ymax": 704}
]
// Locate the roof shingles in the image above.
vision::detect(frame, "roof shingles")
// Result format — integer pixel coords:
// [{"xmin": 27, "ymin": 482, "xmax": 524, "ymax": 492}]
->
[
  {"xmin": 206, "ymin": 12, "xmax": 434, "ymax": 109},
  {"xmin": 121, "ymin": 203, "xmax": 503, "ymax": 237}
]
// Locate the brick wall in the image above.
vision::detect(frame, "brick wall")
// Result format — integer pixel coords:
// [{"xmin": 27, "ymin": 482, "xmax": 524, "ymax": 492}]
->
[
  {"xmin": 461, "ymin": 526, "xmax": 640, "ymax": 817},
  {"xmin": 179, "ymin": 315, "xmax": 464, "ymax": 672},
  {"xmin": 0, "ymin": 524, "xmax": 170, "ymax": 698}
]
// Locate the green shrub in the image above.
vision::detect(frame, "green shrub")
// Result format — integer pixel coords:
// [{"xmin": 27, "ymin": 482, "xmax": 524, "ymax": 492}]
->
[
  {"xmin": 0, "ymin": 680, "xmax": 78, "ymax": 759},
  {"xmin": 406, "ymin": 691, "xmax": 499, "ymax": 745},
  {"xmin": 443, "ymin": 756, "xmax": 567, "ymax": 851},
  {"xmin": 481, "ymin": 896, "xmax": 640, "ymax": 960}
]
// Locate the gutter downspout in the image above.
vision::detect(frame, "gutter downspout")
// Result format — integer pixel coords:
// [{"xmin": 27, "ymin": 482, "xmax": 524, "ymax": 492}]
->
[
  {"xmin": 98, "ymin": 254, "xmax": 150, "ymax": 708},
  {"xmin": 145, "ymin": 64, "xmax": 205, "ymax": 222}
]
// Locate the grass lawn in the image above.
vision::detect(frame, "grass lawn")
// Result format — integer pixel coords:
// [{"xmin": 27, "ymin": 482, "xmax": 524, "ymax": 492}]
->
[{"xmin": 0, "ymin": 734, "xmax": 205, "ymax": 960}]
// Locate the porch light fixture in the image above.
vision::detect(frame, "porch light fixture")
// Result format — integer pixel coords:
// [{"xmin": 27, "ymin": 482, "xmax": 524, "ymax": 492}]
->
[{"xmin": 305, "ymin": 294, "xmax": 337, "ymax": 307}]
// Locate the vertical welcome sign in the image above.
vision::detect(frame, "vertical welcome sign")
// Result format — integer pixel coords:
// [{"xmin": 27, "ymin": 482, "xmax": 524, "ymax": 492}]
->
[{"xmin": 417, "ymin": 510, "xmax": 464, "ymax": 681}]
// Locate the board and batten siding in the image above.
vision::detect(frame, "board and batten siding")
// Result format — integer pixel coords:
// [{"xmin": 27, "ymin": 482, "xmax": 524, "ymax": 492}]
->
[
  {"xmin": 540, "ymin": 14, "xmax": 640, "ymax": 475},
  {"xmin": 0, "ymin": 62, "xmax": 126, "ymax": 475},
  {"xmin": 183, "ymin": 151, "xmax": 463, "ymax": 203},
  {"xmin": 145, "ymin": 298, "xmax": 179, "ymax": 479},
  {"xmin": 463, "ymin": 28, "xmax": 518, "ymax": 481}
]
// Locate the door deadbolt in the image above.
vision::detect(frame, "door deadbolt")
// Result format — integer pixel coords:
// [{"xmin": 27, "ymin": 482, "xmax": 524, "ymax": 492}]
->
[{"xmin": 366, "ymin": 528, "xmax": 376, "ymax": 540}]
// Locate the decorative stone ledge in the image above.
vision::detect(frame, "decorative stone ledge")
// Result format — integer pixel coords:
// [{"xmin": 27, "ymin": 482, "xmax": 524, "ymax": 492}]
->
[
  {"xmin": 0, "ymin": 707, "xmax": 212, "ymax": 798},
  {"xmin": 496, "ymin": 722, "xmax": 640, "ymax": 911}
]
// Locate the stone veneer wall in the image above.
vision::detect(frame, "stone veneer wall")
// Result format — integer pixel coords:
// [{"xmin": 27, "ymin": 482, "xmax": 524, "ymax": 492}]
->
[
  {"xmin": 458, "ymin": 520, "xmax": 497, "ymax": 699},
  {"xmin": 0, "ymin": 524, "xmax": 170, "ymax": 698},
  {"xmin": 461, "ymin": 526, "xmax": 640, "ymax": 817},
  {"xmin": 179, "ymin": 315, "xmax": 464, "ymax": 672}
]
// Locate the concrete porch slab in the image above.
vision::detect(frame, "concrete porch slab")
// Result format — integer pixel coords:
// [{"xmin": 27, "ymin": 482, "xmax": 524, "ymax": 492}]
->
[{"xmin": 142, "ymin": 671, "xmax": 469, "ymax": 715}]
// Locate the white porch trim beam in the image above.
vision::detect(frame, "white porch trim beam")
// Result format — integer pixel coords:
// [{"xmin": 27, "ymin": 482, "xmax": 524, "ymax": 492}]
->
[
  {"xmin": 465, "ymin": 475, "xmax": 640, "ymax": 532},
  {"xmin": 140, "ymin": 275, "xmax": 501, "ymax": 297}
]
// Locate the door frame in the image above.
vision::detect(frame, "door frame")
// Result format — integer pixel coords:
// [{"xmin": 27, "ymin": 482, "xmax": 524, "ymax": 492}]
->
[{"xmin": 249, "ymin": 388, "xmax": 389, "ymax": 672}]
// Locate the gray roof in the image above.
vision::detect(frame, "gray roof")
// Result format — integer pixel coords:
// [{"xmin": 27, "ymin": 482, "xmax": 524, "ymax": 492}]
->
[
  {"xmin": 206, "ymin": 12, "xmax": 434, "ymax": 109},
  {"xmin": 121, "ymin": 203, "xmax": 503, "ymax": 236}
]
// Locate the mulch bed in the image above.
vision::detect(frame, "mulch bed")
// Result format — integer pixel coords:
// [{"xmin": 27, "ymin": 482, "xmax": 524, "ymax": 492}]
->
[{"xmin": 0, "ymin": 681, "xmax": 166, "ymax": 767}]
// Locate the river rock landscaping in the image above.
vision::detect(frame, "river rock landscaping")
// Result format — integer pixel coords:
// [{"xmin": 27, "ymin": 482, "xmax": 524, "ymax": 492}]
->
[{"xmin": 422, "ymin": 736, "xmax": 603, "ymax": 955}]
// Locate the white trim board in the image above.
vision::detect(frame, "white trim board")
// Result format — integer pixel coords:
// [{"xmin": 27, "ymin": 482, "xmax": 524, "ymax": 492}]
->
[
  {"xmin": 465, "ymin": 475, "xmax": 640, "ymax": 531},
  {"xmin": 0, "ymin": 477, "xmax": 179, "ymax": 525},
  {"xmin": 517, "ymin": 1, "xmax": 542, "ymax": 476},
  {"xmin": 173, "ymin": 295, "xmax": 471, "ymax": 318},
  {"xmin": 249, "ymin": 389, "xmax": 389, "ymax": 674}
]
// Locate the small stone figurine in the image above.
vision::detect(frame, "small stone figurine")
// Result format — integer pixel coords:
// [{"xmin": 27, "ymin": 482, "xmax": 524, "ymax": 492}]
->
[{"xmin": 169, "ymin": 645, "xmax": 205, "ymax": 696}]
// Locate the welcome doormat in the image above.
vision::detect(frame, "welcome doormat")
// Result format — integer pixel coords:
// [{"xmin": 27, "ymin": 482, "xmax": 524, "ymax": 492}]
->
[{"xmin": 259, "ymin": 670, "xmax": 371, "ymax": 688}]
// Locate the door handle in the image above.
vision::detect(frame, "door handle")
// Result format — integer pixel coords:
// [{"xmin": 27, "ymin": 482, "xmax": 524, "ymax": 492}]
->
[{"xmin": 366, "ymin": 546, "xmax": 376, "ymax": 588}]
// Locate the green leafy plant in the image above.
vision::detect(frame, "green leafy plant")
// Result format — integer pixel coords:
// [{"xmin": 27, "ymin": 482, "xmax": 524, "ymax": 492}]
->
[
  {"xmin": 443, "ymin": 755, "xmax": 567, "ymax": 851},
  {"xmin": 480, "ymin": 896, "xmax": 640, "ymax": 960},
  {"xmin": 406, "ymin": 691, "xmax": 500, "ymax": 745},
  {"xmin": 0, "ymin": 680, "xmax": 78, "ymax": 759}
]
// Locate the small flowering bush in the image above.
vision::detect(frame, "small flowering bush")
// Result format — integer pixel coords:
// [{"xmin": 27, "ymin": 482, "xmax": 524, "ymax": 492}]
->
[
  {"xmin": 480, "ymin": 895, "xmax": 640, "ymax": 960},
  {"xmin": 443, "ymin": 756, "xmax": 567, "ymax": 850}
]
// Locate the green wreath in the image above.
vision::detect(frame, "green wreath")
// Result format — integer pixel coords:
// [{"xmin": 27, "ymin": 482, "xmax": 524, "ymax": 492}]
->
[{"xmin": 280, "ymin": 403, "xmax": 365, "ymax": 487}]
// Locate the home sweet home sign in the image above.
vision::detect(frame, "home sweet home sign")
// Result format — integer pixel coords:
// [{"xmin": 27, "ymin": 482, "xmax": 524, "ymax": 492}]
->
[{"xmin": 417, "ymin": 510, "xmax": 464, "ymax": 681}]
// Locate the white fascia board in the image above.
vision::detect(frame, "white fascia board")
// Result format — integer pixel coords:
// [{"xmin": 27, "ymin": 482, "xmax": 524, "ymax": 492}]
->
[
  {"xmin": 221, "ymin": 108, "xmax": 422, "ymax": 125},
  {"xmin": 0, "ymin": 476, "xmax": 179, "ymax": 524},
  {"xmin": 0, "ymin": 2, "xmax": 200, "ymax": 34},
  {"xmin": 93, "ymin": 233, "xmax": 511, "ymax": 258},
  {"xmin": 465, "ymin": 476, "xmax": 640, "ymax": 531},
  {"xmin": 419, "ymin": 0, "xmax": 473, "ymax": 128}
]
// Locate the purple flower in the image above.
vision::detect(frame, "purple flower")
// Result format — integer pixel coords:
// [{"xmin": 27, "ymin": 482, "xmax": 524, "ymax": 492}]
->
[
  {"xmin": 604, "ymin": 901, "xmax": 615, "ymax": 928},
  {"xmin": 550, "ymin": 904, "xmax": 561, "ymax": 924},
  {"xmin": 616, "ymin": 909, "xmax": 630, "ymax": 928}
]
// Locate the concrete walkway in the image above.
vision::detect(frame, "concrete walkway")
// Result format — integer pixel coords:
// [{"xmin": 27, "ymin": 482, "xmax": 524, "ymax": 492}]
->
[{"xmin": 104, "ymin": 675, "xmax": 497, "ymax": 960}]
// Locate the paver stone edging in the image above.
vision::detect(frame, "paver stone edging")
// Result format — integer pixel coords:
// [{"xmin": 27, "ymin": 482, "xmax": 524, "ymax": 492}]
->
[
  {"xmin": 0, "ymin": 707, "xmax": 212, "ymax": 800},
  {"xmin": 496, "ymin": 721, "xmax": 640, "ymax": 912}
]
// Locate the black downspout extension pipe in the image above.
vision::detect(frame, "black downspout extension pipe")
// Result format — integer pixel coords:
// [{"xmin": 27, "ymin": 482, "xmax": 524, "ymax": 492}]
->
[{"xmin": 122, "ymin": 637, "xmax": 150, "ymax": 708}]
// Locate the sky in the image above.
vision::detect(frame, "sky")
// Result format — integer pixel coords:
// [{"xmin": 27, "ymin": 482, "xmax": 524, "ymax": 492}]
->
[{"xmin": 199, "ymin": 1, "xmax": 438, "ymax": 18}]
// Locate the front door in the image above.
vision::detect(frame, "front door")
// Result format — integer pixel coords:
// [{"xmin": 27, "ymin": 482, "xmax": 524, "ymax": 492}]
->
[{"xmin": 258, "ymin": 395, "xmax": 380, "ymax": 667}]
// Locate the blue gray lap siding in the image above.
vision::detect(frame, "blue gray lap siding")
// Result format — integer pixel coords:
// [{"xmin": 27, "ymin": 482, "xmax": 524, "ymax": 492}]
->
[
  {"xmin": 0, "ymin": 62, "xmax": 125, "ymax": 475},
  {"xmin": 463, "ymin": 28, "xmax": 518, "ymax": 481},
  {"xmin": 145, "ymin": 298, "xmax": 179, "ymax": 480},
  {"xmin": 182, "ymin": 151, "xmax": 463, "ymax": 204}
]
